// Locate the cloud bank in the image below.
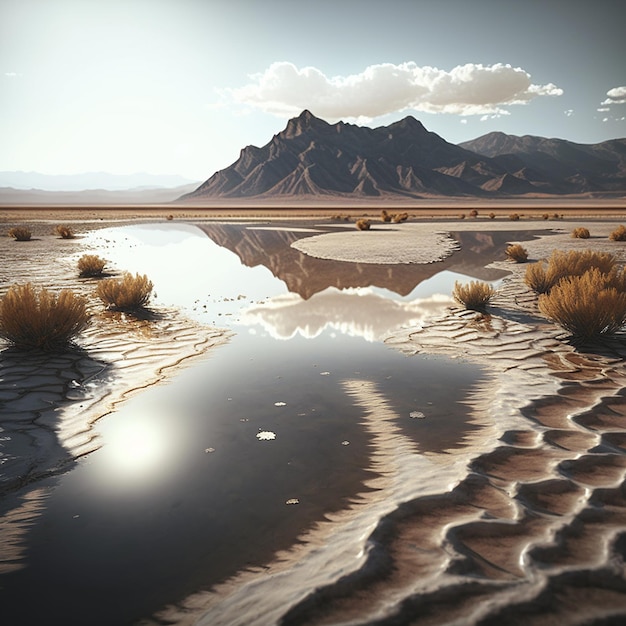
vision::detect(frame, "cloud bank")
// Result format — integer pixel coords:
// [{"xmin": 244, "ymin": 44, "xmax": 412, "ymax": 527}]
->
[
  {"xmin": 602, "ymin": 86, "xmax": 626, "ymax": 105},
  {"xmin": 229, "ymin": 61, "xmax": 563, "ymax": 121}
]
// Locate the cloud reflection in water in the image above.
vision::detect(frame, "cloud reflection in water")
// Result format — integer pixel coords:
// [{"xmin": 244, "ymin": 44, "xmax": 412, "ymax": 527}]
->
[{"xmin": 239, "ymin": 287, "xmax": 453, "ymax": 342}]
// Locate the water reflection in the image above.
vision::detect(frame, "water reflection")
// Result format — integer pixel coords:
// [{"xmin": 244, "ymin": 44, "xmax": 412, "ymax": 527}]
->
[{"xmin": 240, "ymin": 287, "xmax": 452, "ymax": 341}]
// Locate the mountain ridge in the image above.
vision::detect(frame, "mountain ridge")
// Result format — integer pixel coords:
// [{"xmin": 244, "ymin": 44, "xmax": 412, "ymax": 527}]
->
[{"xmin": 182, "ymin": 110, "xmax": 626, "ymax": 200}]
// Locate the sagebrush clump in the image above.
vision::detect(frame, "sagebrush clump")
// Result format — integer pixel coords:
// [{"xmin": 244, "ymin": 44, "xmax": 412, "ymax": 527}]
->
[
  {"xmin": 8, "ymin": 227, "xmax": 32, "ymax": 241},
  {"xmin": 609, "ymin": 225, "xmax": 626, "ymax": 242},
  {"xmin": 524, "ymin": 250, "xmax": 617, "ymax": 294},
  {"xmin": 572, "ymin": 227, "xmax": 590, "ymax": 239},
  {"xmin": 78, "ymin": 254, "xmax": 107, "ymax": 277},
  {"xmin": 356, "ymin": 219, "xmax": 371, "ymax": 231},
  {"xmin": 453, "ymin": 281, "xmax": 496, "ymax": 311},
  {"xmin": 55, "ymin": 225, "xmax": 75, "ymax": 239},
  {"xmin": 96, "ymin": 272, "xmax": 153, "ymax": 311},
  {"xmin": 505, "ymin": 244, "xmax": 529, "ymax": 263},
  {"xmin": 0, "ymin": 283, "xmax": 90, "ymax": 350},
  {"xmin": 539, "ymin": 267, "xmax": 626, "ymax": 340}
]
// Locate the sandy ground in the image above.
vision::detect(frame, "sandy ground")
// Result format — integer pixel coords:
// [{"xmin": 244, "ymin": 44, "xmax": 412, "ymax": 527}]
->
[{"xmin": 2, "ymin": 203, "xmax": 626, "ymax": 624}]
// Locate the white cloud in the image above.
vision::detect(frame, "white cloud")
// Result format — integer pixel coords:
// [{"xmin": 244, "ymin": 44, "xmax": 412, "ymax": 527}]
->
[
  {"xmin": 597, "ymin": 107, "xmax": 610, "ymax": 112},
  {"xmin": 228, "ymin": 61, "xmax": 563, "ymax": 121},
  {"xmin": 564, "ymin": 109, "xmax": 574, "ymax": 116},
  {"xmin": 601, "ymin": 86, "xmax": 626, "ymax": 105}
]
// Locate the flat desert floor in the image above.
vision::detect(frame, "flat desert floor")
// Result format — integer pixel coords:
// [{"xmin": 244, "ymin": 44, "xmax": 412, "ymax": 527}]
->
[{"xmin": 1, "ymin": 201, "xmax": 626, "ymax": 625}]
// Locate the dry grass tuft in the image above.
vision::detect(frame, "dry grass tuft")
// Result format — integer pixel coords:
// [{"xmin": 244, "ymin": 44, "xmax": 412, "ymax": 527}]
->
[
  {"xmin": 0, "ymin": 283, "xmax": 90, "ymax": 350},
  {"xmin": 453, "ymin": 280, "xmax": 496, "ymax": 311},
  {"xmin": 78, "ymin": 254, "xmax": 107, "ymax": 277},
  {"xmin": 96, "ymin": 272, "xmax": 153, "ymax": 311},
  {"xmin": 539, "ymin": 268, "xmax": 626, "ymax": 339},
  {"xmin": 609, "ymin": 225, "xmax": 626, "ymax": 242},
  {"xmin": 381, "ymin": 210, "xmax": 391, "ymax": 223},
  {"xmin": 469, "ymin": 209, "xmax": 479, "ymax": 218},
  {"xmin": 509, "ymin": 213, "xmax": 520, "ymax": 221},
  {"xmin": 8, "ymin": 226, "xmax": 32, "ymax": 241},
  {"xmin": 506, "ymin": 244, "xmax": 529, "ymax": 263},
  {"xmin": 542, "ymin": 213, "xmax": 550, "ymax": 220},
  {"xmin": 572, "ymin": 227, "xmax": 590, "ymax": 239},
  {"xmin": 55, "ymin": 225, "xmax": 75, "ymax": 239},
  {"xmin": 524, "ymin": 249, "xmax": 617, "ymax": 294},
  {"xmin": 356, "ymin": 219, "xmax": 371, "ymax": 231},
  {"xmin": 488, "ymin": 212, "xmax": 496, "ymax": 219},
  {"xmin": 391, "ymin": 212, "xmax": 408, "ymax": 223}
]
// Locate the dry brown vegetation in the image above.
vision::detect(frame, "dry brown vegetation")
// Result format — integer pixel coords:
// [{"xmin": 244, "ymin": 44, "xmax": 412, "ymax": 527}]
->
[
  {"xmin": 55, "ymin": 225, "xmax": 75, "ymax": 239},
  {"xmin": 0, "ymin": 283, "xmax": 90, "ymax": 350},
  {"xmin": 453, "ymin": 280, "xmax": 496, "ymax": 311},
  {"xmin": 505, "ymin": 243, "xmax": 529, "ymax": 263},
  {"xmin": 539, "ymin": 267, "xmax": 626, "ymax": 340},
  {"xmin": 96, "ymin": 273, "xmax": 154, "ymax": 311},
  {"xmin": 391, "ymin": 212, "xmax": 408, "ymax": 223},
  {"xmin": 509, "ymin": 213, "xmax": 520, "ymax": 221},
  {"xmin": 78, "ymin": 254, "xmax": 107, "ymax": 278},
  {"xmin": 609, "ymin": 225, "xmax": 626, "ymax": 241},
  {"xmin": 572, "ymin": 227, "xmax": 590, "ymax": 239},
  {"xmin": 356, "ymin": 219, "xmax": 371, "ymax": 231},
  {"xmin": 381, "ymin": 210, "xmax": 391, "ymax": 223},
  {"xmin": 524, "ymin": 250, "xmax": 617, "ymax": 294},
  {"xmin": 8, "ymin": 226, "xmax": 32, "ymax": 241}
]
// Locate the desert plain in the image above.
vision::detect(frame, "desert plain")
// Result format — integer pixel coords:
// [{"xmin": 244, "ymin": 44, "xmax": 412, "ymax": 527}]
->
[{"xmin": 1, "ymin": 200, "xmax": 626, "ymax": 625}]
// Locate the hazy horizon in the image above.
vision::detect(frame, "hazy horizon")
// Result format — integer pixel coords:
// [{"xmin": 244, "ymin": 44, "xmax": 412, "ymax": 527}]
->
[{"xmin": 2, "ymin": 0, "xmax": 625, "ymax": 181}]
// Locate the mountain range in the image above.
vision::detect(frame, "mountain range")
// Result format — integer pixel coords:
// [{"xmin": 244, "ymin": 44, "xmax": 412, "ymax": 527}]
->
[{"xmin": 182, "ymin": 110, "xmax": 626, "ymax": 200}]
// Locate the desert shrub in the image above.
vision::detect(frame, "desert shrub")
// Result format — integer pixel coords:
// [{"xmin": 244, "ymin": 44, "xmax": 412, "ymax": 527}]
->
[
  {"xmin": 539, "ymin": 268, "xmax": 626, "ymax": 340},
  {"xmin": 505, "ymin": 244, "xmax": 529, "ymax": 263},
  {"xmin": 356, "ymin": 219, "xmax": 371, "ymax": 231},
  {"xmin": 469, "ymin": 209, "xmax": 479, "ymax": 218},
  {"xmin": 453, "ymin": 280, "xmax": 496, "ymax": 311},
  {"xmin": 609, "ymin": 225, "xmax": 626, "ymax": 241},
  {"xmin": 8, "ymin": 226, "xmax": 32, "ymax": 241},
  {"xmin": 524, "ymin": 249, "xmax": 617, "ymax": 294},
  {"xmin": 78, "ymin": 254, "xmax": 106, "ymax": 277},
  {"xmin": 509, "ymin": 213, "xmax": 520, "ymax": 221},
  {"xmin": 572, "ymin": 227, "xmax": 590, "ymax": 239},
  {"xmin": 166, "ymin": 214, "xmax": 174, "ymax": 221},
  {"xmin": 96, "ymin": 272, "xmax": 153, "ymax": 311},
  {"xmin": 55, "ymin": 225, "xmax": 75, "ymax": 239},
  {"xmin": 0, "ymin": 283, "xmax": 89, "ymax": 350},
  {"xmin": 381, "ymin": 210, "xmax": 391, "ymax": 223},
  {"xmin": 488, "ymin": 212, "xmax": 496, "ymax": 220},
  {"xmin": 391, "ymin": 212, "xmax": 408, "ymax": 223},
  {"xmin": 542, "ymin": 213, "xmax": 550, "ymax": 220},
  {"xmin": 459, "ymin": 213, "xmax": 466, "ymax": 220}
]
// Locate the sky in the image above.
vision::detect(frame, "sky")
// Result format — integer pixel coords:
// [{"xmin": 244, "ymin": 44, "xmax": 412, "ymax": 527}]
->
[{"xmin": 1, "ymin": 0, "xmax": 625, "ymax": 183}]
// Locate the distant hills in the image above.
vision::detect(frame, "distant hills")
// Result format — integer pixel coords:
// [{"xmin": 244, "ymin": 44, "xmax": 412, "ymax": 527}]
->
[
  {"xmin": 0, "ymin": 171, "xmax": 199, "ymax": 205},
  {"xmin": 182, "ymin": 110, "xmax": 626, "ymax": 200}
]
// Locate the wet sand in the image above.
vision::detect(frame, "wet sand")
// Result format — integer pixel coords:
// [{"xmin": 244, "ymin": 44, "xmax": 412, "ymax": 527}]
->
[{"xmin": 2, "ymin": 204, "xmax": 626, "ymax": 624}]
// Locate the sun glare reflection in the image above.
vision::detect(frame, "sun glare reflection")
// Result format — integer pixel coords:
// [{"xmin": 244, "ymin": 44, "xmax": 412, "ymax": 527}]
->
[{"xmin": 96, "ymin": 415, "xmax": 172, "ymax": 487}]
